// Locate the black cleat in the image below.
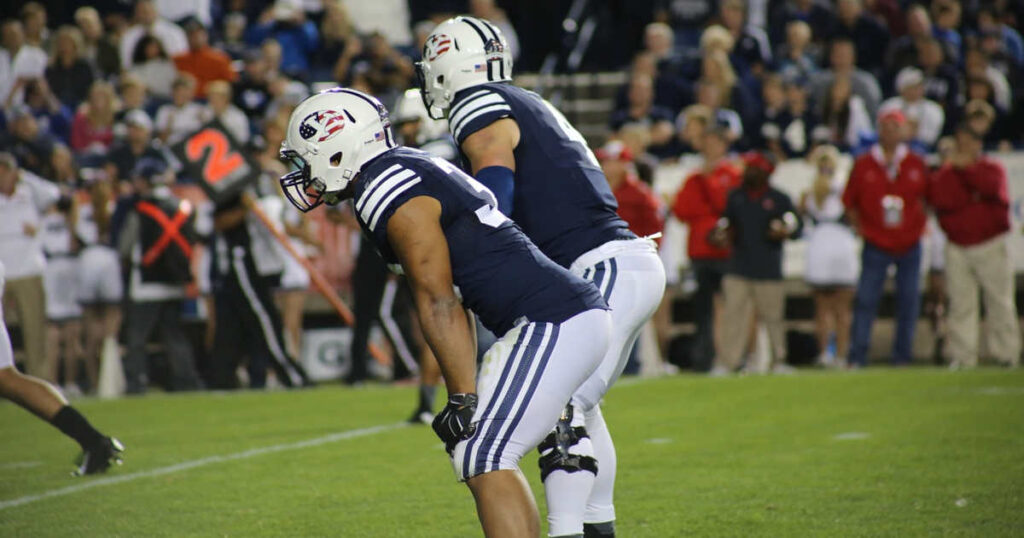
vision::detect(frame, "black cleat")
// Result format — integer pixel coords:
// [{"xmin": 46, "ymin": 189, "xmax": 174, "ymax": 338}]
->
[{"xmin": 73, "ymin": 437, "xmax": 124, "ymax": 477}]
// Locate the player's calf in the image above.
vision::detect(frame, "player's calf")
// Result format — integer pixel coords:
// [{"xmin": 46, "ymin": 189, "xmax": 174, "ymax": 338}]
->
[{"xmin": 539, "ymin": 404, "xmax": 598, "ymax": 538}]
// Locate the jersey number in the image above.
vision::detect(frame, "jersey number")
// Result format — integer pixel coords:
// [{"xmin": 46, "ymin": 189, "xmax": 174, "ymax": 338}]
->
[
  {"xmin": 539, "ymin": 98, "xmax": 600, "ymax": 168},
  {"xmin": 431, "ymin": 157, "xmax": 507, "ymax": 228}
]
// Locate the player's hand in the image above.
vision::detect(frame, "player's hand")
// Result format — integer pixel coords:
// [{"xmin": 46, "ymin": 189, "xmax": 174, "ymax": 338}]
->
[{"xmin": 432, "ymin": 393, "xmax": 478, "ymax": 455}]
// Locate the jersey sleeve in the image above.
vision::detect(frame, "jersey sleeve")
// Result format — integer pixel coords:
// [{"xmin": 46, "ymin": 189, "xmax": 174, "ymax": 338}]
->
[
  {"xmin": 448, "ymin": 87, "xmax": 514, "ymax": 145},
  {"xmin": 354, "ymin": 163, "xmax": 430, "ymax": 246}
]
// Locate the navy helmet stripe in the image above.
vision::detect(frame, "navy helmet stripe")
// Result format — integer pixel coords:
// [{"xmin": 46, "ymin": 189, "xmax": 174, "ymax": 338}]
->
[
  {"xmin": 479, "ymin": 19, "xmax": 501, "ymax": 43},
  {"xmin": 472, "ymin": 324, "xmax": 548, "ymax": 476},
  {"xmin": 462, "ymin": 324, "xmax": 534, "ymax": 478},
  {"xmin": 460, "ymin": 17, "xmax": 491, "ymax": 47},
  {"xmin": 488, "ymin": 323, "xmax": 560, "ymax": 471}
]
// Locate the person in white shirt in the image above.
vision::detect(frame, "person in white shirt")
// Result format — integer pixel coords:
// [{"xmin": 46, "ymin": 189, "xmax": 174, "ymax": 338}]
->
[
  {"xmin": 155, "ymin": 74, "xmax": 206, "ymax": 144},
  {"xmin": 0, "ymin": 19, "xmax": 48, "ymax": 104},
  {"xmin": 0, "ymin": 152, "xmax": 59, "ymax": 382},
  {"xmin": 202, "ymin": 80, "xmax": 250, "ymax": 143},
  {"xmin": 880, "ymin": 67, "xmax": 945, "ymax": 151},
  {"xmin": 119, "ymin": 0, "xmax": 188, "ymax": 70}
]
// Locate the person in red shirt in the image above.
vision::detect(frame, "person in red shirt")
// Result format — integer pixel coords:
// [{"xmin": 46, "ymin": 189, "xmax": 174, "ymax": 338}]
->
[
  {"xmin": 671, "ymin": 125, "xmax": 742, "ymax": 371},
  {"xmin": 173, "ymin": 18, "xmax": 236, "ymax": 98},
  {"xmin": 596, "ymin": 141, "xmax": 665, "ymax": 243},
  {"xmin": 842, "ymin": 110, "xmax": 929, "ymax": 367},
  {"xmin": 928, "ymin": 124, "xmax": 1019, "ymax": 368}
]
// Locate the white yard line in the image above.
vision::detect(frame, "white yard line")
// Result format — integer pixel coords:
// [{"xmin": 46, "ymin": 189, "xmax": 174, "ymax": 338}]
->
[{"xmin": 0, "ymin": 422, "xmax": 406, "ymax": 512}]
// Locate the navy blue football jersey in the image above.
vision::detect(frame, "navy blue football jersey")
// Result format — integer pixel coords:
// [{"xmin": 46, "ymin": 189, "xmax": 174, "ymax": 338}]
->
[
  {"xmin": 448, "ymin": 82, "xmax": 635, "ymax": 267},
  {"xmin": 352, "ymin": 147, "xmax": 606, "ymax": 337}
]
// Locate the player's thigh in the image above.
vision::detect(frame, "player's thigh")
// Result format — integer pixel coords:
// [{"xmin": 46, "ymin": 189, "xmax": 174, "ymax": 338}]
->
[{"xmin": 453, "ymin": 310, "xmax": 610, "ymax": 481}]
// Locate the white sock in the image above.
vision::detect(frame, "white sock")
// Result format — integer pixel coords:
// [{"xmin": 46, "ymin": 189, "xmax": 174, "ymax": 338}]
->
[
  {"xmin": 543, "ymin": 405, "xmax": 595, "ymax": 537},
  {"xmin": 583, "ymin": 404, "xmax": 616, "ymax": 525}
]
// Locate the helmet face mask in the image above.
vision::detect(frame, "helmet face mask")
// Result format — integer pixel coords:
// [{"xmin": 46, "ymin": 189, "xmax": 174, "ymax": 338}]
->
[
  {"xmin": 279, "ymin": 88, "xmax": 396, "ymax": 212},
  {"xmin": 415, "ymin": 16, "xmax": 513, "ymax": 119}
]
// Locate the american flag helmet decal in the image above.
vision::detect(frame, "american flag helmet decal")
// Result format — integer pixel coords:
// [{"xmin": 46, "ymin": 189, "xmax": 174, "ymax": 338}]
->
[{"xmin": 298, "ymin": 109, "xmax": 347, "ymax": 143}]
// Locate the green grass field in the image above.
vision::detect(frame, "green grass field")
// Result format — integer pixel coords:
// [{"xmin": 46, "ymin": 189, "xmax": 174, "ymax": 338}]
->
[{"xmin": 1, "ymin": 368, "xmax": 1022, "ymax": 537}]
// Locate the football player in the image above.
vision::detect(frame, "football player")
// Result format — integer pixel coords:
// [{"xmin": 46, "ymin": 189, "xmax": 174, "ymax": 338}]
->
[
  {"xmin": 0, "ymin": 262, "xmax": 123, "ymax": 475},
  {"xmin": 417, "ymin": 16, "xmax": 666, "ymax": 538},
  {"xmin": 280, "ymin": 88, "xmax": 612, "ymax": 538}
]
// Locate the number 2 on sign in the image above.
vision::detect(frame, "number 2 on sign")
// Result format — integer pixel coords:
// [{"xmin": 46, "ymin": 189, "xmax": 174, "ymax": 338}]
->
[{"xmin": 185, "ymin": 129, "xmax": 245, "ymax": 184}]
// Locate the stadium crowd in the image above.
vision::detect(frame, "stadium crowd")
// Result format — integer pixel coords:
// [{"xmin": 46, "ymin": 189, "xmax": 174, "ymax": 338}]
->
[{"xmin": 1, "ymin": 0, "xmax": 1022, "ymax": 394}]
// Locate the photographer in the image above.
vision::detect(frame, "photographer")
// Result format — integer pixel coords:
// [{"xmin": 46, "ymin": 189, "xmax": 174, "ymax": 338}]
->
[
  {"xmin": 711, "ymin": 152, "xmax": 802, "ymax": 374},
  {"xmin": 928, "ymin": 124, "xmax": 1019, "ymax": 369}
]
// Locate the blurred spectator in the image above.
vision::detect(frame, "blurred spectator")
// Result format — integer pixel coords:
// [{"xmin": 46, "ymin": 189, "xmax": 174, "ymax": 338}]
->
[
  {"xmin": 768, "ymin": 0, "xmax": 836, "ymax": 46},
  {"xmin": 879, "ymin": 68, "xmax": 945, "ymax": 152},
  {"xmin": 756, "ymin": 73, "xmax": 816, "ymax": 159},
  {"xmin": 73, "ymin": 7, "xmax": 120, "ymax": 79},
  {"xmin": 174, "ymin": 18, "xmax": 235, "ymax": 98},
  {"xmin": 917, "ymin": 37, "xmax": 961, "ymax": 124},
  {"xmin": 713, "ymin": 152, "xmax": 801, "ymax": 374},
  {"xmin": 813, "ymin": 75, "xmax": 874, "ymax": 152},
  {"xmin": 348, "ymin": 32, "xmax": 415, "ymax": 101},
  {"xmin": 313, "ymin": 2, "xmax": 359, "ymax": 82},
  {"xmin": 129, "ymin": 35, "xmax": 178, "ymax": 100},
  {"xmin": 975, "ymin": 6, "xmax": 1023, "ymax": 69},
  {"xmin": 930, "ymin": 0, "xmax": 962, "ymax": 64},
  {"xmin": 609, "ymin": 74, "xmax": 675, "ymax": 152},
  {"xmin": 811, "ymin": 39, "xmax": 882, "ymax": 119},
  {"xmin": 673, "ymin": 104, "xmax": 714, "ymax": 155},
  {"xmin": 155, "ymin": 74, "xmax": 204, "ymax": 144},
  {"xmin": 702, "ymin": 40, "xmax": 759, "ymax": 133},
  {"xmin": 119, "ymin": 0, "xmax": 188, "ymax": 69},
  {"xmin": 961, "ymin": 98, "xmax": 1004, "ymax": 150},
  {"xmin": 886, "ymin": 5, "xmax": 956, "ymax": 76},
  {"xmin": 217, "ymin": 12, "xmax": 249, "ymax": 60},
  {"xmin": 245, "ymin": 0, "xmax": 319, "ymax": 80},
  {"xmin": 800, "ymin": 145, "xmax": 857, "ymax": 368},
  {"xmin": 45, "ymin": 26, "xmax": 94, "ymax": 109},
  {"xmin": 843, "ymin": 110, "xmax": 929, "ymax": 367},
  {"xmin": 116, "ymin": 158, "xmax": 202, "ymax": 393},
  {"xmin": 469, "ymin": 0, "xmax": 521, "ymax": 61},
  {"xmin": 719, "ymin": 0, "xmax": 772, "ymax": 76},
  {"xmin": 775, "ymin": 20, "xmax": 820, "ymax": 82},
  {"xmin": 156, "ymin": 0, "xmax": 212, "ymax": 28},
  {"xmin": 0, "ymin": 153, "xmax": 59, "ymax": 382},
  {"xmin": 341, "ymin": 0, "xmax": 411, "ymax": 47},
  {"xmin": 2, "ymin": 106, "xmax": 65, "ymax": 180},
  {"xmin": 233, "ymin": 52, "xmax": 274, "ymax": 127},
  {"xmin": 694, "ymin": 78, "xmax": 745, "ymax": 145},
  {"xmin": 39, "ymin": 195, "xmax": 88, "ymax": 394},
  {"xmin": 964, "ymin": 48, "xmax": 1012, "ymax": 113},
  {"xmin": 671, "ymin": 126, "xmax": 742, "ymax": 371},
  {"xmin": 865, "ymin": 0, "xmax": 905, "ymax": 37},
  {"xmin": 616, "ymin": 122, "xmax": 660, "ymax": 184},
  {"xmin": 928, "ymin": 124, "xmax": 1019, "ymax": 369},
  {"xmin": 615, "ymin": 51, "xmax": 691, "ymax": 118},
  {"xmin": 70, "ymin": 81, "xmax": 117, "ymax": 156},
  {"xmin": 20, "ymin": 2, "xmax": 48, "ymax": 50},
  {"xmin": 201, "ymin": 81, "xmax": 249, "ymax": 144},
  {"xmin": 19, "ymin": 79, "xmax": 73, "ymax": 146},
  {"xmin": 115, "ymin": 75, "xmax": 151, "ymax": 127},
  {"xmin": 75, "ymin": 171, "xmax": 123, "ymax": 389},
  {"xmin": 105, "ymin": 110, "xmax": 166, "ymax": 182},
  {"xmin": 655, "ymin": 0, "xmax": 718, "ymax": 51},
  {"xmin": 0, "ymin": 19, "xmax": 48, "ymax": 104},
  {"xmin": 596, "ymin": 140, "xmax": 666, "ymax": 241},
  {"xmin": 831, "ymin": 0, "xmax": 889, "ymax": 77}
]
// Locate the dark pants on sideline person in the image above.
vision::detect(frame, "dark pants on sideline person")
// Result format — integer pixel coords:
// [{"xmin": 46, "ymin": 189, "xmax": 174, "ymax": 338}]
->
[
  {"xmin": 348, "ymin": 244, "xmax": 389, "ymax": 383},
  {"xmin": 123, "ymin": 299, "xmax": 201, "ymax": 394},
  {"xmin": 848, "ymin": 241, "xmax": 923, "ymax": 367},
  {"xmin": 209, "ymin": 248, "xmax": 309, "ymax": 389},
  {"xmin": 690, "ymin": 258, "xmax": 728, "ymax": 372}
]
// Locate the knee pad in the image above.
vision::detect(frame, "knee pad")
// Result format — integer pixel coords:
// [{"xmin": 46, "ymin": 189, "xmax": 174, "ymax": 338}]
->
[{"xmin": 538, "ymin": 406, "xmax": 598, "ymax": 481}]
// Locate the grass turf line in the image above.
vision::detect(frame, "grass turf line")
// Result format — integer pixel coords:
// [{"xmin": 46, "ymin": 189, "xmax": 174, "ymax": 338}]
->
[{"xmin": 0, "ymin": 369, "xmax": 1021, "ymax": 536}]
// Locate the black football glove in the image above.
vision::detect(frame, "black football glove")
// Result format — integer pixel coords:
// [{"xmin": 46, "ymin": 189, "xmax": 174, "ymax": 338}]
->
[{"xmin": 432, "ymin": 393, "xmax": 478, "ymax": 455}]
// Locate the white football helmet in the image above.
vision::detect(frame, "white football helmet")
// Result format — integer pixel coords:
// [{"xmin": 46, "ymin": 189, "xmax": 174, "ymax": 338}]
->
[
  {"xmin": 279, "ymin": 88, "xmax": 396, "ymax": 211},
  {"xmin": 415, "ymin": 16, "xmax": 513, "ymax": 119}
]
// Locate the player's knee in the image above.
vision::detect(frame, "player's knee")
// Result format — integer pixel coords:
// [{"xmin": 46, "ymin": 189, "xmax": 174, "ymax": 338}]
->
[{"xmin": 537, "ymin": 424, "xmax": 598, "ymax": 481}]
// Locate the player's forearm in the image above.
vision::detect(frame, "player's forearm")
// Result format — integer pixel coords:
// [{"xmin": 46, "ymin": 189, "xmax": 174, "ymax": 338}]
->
[{"xmin": 416, "ymin": 294, "xmax": 476, "ymax": 395}]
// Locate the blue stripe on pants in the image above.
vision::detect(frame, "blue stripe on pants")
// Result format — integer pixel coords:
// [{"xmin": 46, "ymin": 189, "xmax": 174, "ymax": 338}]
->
[
  {"xmin": 471, "ymin": 325, "xmax": 549, "ymax": 476},
  {"xmin": 487, "ymin": 323, "xmax": 561, "ymax": 472},
  {"xmin": 462, "ymin": 325, "xmax": 534, "ymax": 479}
]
